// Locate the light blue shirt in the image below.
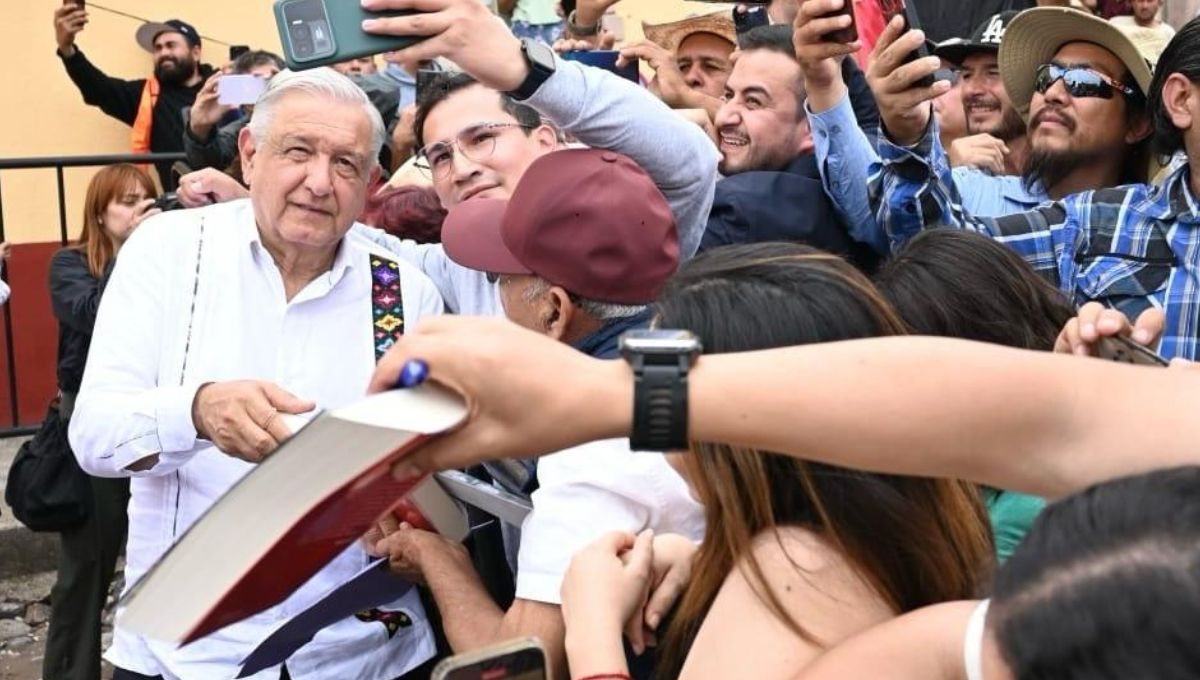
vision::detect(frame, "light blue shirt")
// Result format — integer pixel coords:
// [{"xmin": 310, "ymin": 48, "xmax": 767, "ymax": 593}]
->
[{"xmin": 807, "ymin": 93, "xmax": 1048, "ymax": 254}]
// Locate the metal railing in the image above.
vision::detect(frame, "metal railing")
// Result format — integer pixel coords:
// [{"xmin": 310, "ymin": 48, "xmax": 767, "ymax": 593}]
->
[{"xmin": 0, "ymin": 153, "xmax": 186, "ymax": 437}]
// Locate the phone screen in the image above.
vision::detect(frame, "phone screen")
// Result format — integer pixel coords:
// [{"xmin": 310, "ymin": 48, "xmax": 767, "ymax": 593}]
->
[
  {"xmin": 734, "ymin": 7, "xmax": 770, "ymax": 34},
  {"xmin": 218, "ymin": 75, "xmax": 267, "ymax": 106},
  {"xmin": 560, "ymin": 50, "xmax": 639, "ymax": 84}
]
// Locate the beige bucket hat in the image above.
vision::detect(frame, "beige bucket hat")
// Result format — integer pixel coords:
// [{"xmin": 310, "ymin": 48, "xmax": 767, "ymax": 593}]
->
[
  {"xmin": 998, "ymin": 7, "xmax": 1153, "ymax": 120},
  {"xmin": 643, "ymin": 12, "xmax": 738, "ymax": 55}
]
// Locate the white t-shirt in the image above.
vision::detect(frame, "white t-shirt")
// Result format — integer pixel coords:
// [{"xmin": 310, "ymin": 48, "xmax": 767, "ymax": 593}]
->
[{"xmin": 515, "ymin": 438, "xmax": 705, "ymax": 604}]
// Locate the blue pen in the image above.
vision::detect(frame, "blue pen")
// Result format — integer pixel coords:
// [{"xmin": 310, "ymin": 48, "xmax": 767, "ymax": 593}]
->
[{"xmin": 395, "ymin": 359, "xmax": 429, "ymax": 389}]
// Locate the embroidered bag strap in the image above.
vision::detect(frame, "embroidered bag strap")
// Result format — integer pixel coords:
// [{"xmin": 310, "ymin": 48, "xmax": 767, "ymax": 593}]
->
[{"xmin": 370, "ymin": 253, "xmax": 406, "ymax": 362}]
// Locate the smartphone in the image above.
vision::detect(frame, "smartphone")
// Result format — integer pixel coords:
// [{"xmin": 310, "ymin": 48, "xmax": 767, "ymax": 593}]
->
[
  {"xmin": 734, "ymin": 7, "xmax": 770, "ymax": 34},
  {"xmin": 229, "ymin": 44, "xmax": 251, "ymax": 62},
  {"xmin": 274, "ymin": 0, "xmax": 425, "ymax": 71},
  {"xmin": 879, "ymin": 0, "xmax": 935, "ymax": 87},
  {"xmin": 218, "ymin": 74, "xmax": 267, "ymax": 106},
  {"xmin": 560, "ymin": 50, "xmax": 639, "ymax": 84},
  {"xmin": 431, "ymin": 638, "xmax": 547, "ymax": 680},
  {"xmin": 1095, "ymin": 334, "xmax": 1170, "ymax": 367},
  {"xmin": 821, "ymin": 0, "xmax": 859, "ymax": 43}
]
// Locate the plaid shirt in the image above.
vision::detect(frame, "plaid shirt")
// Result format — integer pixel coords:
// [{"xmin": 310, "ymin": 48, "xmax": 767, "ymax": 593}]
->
[{"xmin": 869, "ymin": 131, "xmax": 1200, "ymax": 360}]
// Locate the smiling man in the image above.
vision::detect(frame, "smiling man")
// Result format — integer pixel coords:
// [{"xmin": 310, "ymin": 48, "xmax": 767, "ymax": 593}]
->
[
  {"xmin": 933, "ymin": 11, "xmax": 1029, "ymax": 175},
  {"xmin": 702, "ymin": 25, "xmax": 877, "ymax": 269},
  {"xmin": 69, "ymin": 68, "xmax": 445, "ymax": 680},
  {"xmin": 54, "ymin": 8, "xmax": 214, "ymax": 190}
]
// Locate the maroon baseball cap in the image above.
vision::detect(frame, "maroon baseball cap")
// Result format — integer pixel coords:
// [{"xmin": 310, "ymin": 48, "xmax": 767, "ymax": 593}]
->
[{"xmin": 441, "ymin": 148, "xmax": 679, "ymax": 305}]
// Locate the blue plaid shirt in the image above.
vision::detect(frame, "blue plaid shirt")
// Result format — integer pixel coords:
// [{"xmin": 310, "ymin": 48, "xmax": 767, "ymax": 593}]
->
[{"xmin": 869, "ymin": 128, "xmax": 1200, "ymax": 359}]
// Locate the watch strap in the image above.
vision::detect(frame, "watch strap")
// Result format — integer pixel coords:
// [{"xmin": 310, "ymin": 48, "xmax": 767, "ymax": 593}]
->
[
  {"xmin": 509, "ymin": 38, "xmax": 555, "ymax": 101},
  {"xmin": 566, "ymin": 10, "xmax": 602, "ymax": 37},
  {"xmin": 629, "ymin": 359, "xmax": 689, "ymax": 451}
]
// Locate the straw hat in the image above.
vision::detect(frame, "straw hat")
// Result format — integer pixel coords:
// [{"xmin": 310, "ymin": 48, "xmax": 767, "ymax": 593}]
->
[
  {"xmin": 643, "ymin": 12, "xmax": 738, "ymax": 55},
  {"xmin": 999, "ymin": 7, "xmax": 1154, "ymax": 120}
]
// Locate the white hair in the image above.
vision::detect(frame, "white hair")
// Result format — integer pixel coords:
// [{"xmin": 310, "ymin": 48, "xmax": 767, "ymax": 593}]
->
[
  {"xmin": 522, "ymin": 278, "xmax": 647, "ymax": 321},
  {"xmin": 248, "ymin": 68, "xmax": 386, "ymax": 166}
]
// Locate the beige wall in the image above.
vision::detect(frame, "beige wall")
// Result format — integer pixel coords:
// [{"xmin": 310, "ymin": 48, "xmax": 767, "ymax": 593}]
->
[{"xmin": 0, "ymin": 0, "xmax": 729, "ymax": 243}]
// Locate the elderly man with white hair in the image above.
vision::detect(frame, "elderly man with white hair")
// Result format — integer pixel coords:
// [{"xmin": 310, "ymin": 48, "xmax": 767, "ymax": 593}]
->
[{"xmin": 68, "ymin": 68, "xmax": 444, "ymax": 680}]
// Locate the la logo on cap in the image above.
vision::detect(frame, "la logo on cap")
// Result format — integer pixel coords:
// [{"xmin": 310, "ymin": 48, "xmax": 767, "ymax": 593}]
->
[{"xmin": 981, "ymin": 15, "xmax": 1006, "ymax": 45}]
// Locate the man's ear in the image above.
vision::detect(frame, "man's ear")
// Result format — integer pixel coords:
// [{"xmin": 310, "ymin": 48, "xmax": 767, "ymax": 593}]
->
[
  {"xmin": 533, "ymin": 124, "xmax": 559, "ymax": 152},
  {"xmin": 1154, "ymin": 73, "xmax": 1197, "ymax": 144},
  {"xmin": 544, "ymin": 286, "xmax": 574, "ymax": 341},
  {"xmin": 368, "ymin": 164, "xmax": 383, "ymax": 187},
  {"xmin": 796, "ymin": 116, "xmax": 816, "ymax": 156},
  {"xmin": 238, "ymin": 126, "xmax": 260, "ymax": 185}
]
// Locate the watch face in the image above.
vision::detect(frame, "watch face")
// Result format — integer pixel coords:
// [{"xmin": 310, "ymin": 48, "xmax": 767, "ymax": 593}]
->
[
  {"xmin": 524, "ymin": 37, "xmax": 557, "ymax": 73},
  {"xmin": 619, "ymin": 329, "xmax": 702, "ymax": 354}
]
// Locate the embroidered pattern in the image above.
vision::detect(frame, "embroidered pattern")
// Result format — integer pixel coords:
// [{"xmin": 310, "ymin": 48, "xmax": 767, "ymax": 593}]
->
[
  {"xmin": 355, "ymin": 608, "xmax": 413, "ymax": 639},
  {"xmin": 371, "ymin": 256, "xmax": 405, "ymax": 361}
]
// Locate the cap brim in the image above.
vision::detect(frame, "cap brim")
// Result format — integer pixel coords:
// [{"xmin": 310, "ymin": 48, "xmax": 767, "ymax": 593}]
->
[
  {"xmin": 135, "ymin": 22, "xmax": 177, "ymax": 52},
  {"xmin": 999, "ymin": 7, "xmax": 1154, "ymax": 121},
  {"xmin": 934, "ymin": 41, "xmax": 997, "ymax": 64},
  {"xmin": 441, "ymin": 199, "xmax": 532, "ymax": 276}
]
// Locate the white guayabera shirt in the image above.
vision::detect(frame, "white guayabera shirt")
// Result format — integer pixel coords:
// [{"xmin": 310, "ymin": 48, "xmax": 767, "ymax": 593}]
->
[{"xmin": 69, "ymin": 199, "xmax": 444, "ymax": 680}]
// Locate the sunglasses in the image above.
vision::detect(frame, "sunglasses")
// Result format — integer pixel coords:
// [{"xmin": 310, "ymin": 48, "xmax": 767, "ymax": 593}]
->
[{"xmin": 1033, "ymin": 64, "xmax": 1141, "ymax": 101}]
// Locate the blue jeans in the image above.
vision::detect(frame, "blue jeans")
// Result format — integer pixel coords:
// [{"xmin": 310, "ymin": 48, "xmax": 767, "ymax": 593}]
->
[{"xmin": 510, "ymin": 20, "xmax": 563, "ymax": 44}]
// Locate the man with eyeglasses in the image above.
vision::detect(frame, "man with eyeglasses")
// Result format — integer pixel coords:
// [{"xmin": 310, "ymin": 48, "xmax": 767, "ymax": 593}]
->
[
  {"xmin": 793, "ymin": 3, "xmax": 1150, "ymax": 254},
  {"xmin": 872, "ymin": 14, "xmax": 1200, "ymax": 362},
  {"xmin": 350, "ymin": 0, "xmax": 718, "ymax": 318}
]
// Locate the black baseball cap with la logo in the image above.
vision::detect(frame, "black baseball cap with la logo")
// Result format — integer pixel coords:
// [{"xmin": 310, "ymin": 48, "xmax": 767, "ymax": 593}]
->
[
  {"xmin": 934, "ymin": 10, "xmax": 1020, "ymax": 64},
  {"xmin": 135, "ymin": 19, "xmax": 202, "ymax": 52}
]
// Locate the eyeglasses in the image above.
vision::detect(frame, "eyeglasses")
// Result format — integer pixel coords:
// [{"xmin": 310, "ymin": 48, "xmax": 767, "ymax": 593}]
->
[
  {"xmin": 1033, "ymin": 64, "xmax": 1140, "ymax": 101},
  {"xmin": 414, "ymin": 123, "xmax": 535, "ymax": 180}
]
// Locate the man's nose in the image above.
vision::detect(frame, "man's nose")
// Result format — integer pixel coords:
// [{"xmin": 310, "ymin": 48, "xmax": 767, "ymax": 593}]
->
[{"xmin": 304, "ymin": 157, "xmax": 335, "ymax": 196}]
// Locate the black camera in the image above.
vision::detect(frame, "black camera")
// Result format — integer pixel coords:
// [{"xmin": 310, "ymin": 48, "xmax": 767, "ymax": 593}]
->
[{"xmin": 152, "ymin": 192, "xmax": 186, "ymax": 212}]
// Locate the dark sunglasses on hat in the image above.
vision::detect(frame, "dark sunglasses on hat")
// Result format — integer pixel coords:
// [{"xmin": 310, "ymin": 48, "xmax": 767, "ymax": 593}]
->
[{"xmin": 1033, "ymin": 64, "xmax": 1141, "ymax": 102}]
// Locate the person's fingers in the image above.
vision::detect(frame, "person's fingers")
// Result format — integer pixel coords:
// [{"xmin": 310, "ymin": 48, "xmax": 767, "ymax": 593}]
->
[
  {"xmin": 868, "ymin": 14, "xmax": 907, "ymax": 74},
  {"xmin": 1074, "ymin": 302, "xmax": 1108, "ymax": 343},
  {"xmin": 362, "ymin": 0, "xmax": 453, "ymax": 12},
  {"xmin": 798, "ymin": 12, "xmax": 856, "ymax": 43},
  {"xmin": 882, "ymin": 55, "xmax": 943, "ymax": 95},
  {"xmin": 225, "ymin": 411, "xmax": 277, "ymax": 463},
  {"xmin": 260, "ymin": 383, "xmax": 316, "ymax": 414},
  {"xmin": 1052, "ymin": 317, "xmax": 1082, "ymax": 355},
  {"xmin": 360, "ymin": 8, "xmax": 454, "ymax": 37},
  {"xmin": 625, "ymin": 530, "xmax": 654, "ymax": 576},
  {"xmin": 1132, "ymin": 308, "xmax": 1165, "ymax": 346}
]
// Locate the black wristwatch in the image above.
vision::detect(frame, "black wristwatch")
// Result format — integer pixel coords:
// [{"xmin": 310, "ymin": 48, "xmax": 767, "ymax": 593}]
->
[
  {"xmin": 619, "ymin": 330, "xmax": 702, "ymax": 451},
  {"xmin": 508, "ymin": 38, "xmax": 557, "ymax": 101}
]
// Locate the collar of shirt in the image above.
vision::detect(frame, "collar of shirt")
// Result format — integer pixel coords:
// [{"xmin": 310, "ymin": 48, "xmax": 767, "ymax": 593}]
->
[
  {"xmin": 1133, "ymin": 163, "xmax": 1200, "ymax": 225},
  {"xmin": 573, "ymin": 307, "xmax": 653, "ymax": 360},
  {"xmin": 237, "ymin": 201, "xmax": 358, "ymax": 297}
]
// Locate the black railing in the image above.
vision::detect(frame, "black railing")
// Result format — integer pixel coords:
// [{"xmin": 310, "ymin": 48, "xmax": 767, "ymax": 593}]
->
[{"xmin": 0, "ymin": 153, "xmax": 186, "ymax": 437}]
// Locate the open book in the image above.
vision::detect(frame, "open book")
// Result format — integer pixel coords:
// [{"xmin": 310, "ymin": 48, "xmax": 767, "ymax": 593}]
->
[{"xmin": 116, "ymin": 385, "xmax": 468, "ymax": 645}]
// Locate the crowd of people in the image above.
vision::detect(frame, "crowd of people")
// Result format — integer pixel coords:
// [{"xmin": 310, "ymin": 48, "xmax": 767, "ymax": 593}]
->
[{"xmin": 21, "ymin": 0, "xmax": 1200, "ymax": 678}]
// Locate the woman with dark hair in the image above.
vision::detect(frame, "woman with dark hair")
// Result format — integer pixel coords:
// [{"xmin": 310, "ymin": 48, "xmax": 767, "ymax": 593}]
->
[
  {"xmin": 875, "ymin": 229, "xmax": 1075, "ymax": 560},
  {"xmin": 794, "ymin": 465, "xmax": 1200, "ymax": 680},
  {"xmin": 44, "ymin": 164, "xmax": 159, "ymax": 680},
  {"xmin": 561, "ymin": 243, "xmax": 996, "ymax": 680}
]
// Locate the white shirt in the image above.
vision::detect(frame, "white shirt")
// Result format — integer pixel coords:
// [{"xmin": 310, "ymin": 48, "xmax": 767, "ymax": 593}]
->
[
  {"xmin": 515, "ymin": 438, "xmax": 705, "ymax": 604},
  {"xmin": 69, "ymin": 199, "xmax": 443, "ymax": 680}
]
